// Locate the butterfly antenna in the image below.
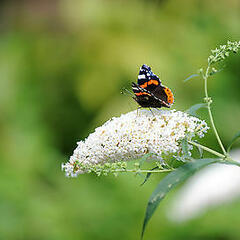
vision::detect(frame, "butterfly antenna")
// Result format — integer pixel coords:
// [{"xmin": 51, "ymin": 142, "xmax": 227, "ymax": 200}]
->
[{"xmin": 121, "ymin": 88, "xmax": 135, "ymax": 97}]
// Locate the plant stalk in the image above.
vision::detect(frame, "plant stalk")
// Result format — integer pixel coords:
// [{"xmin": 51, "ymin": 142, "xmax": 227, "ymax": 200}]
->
[
  {"xmin": 204, "ymin": 65, "xmax": 227, "ymax": 156},
  {"xmin": 115, "ymin": 169, "xmax": 174, "ymax": 173},
  {"xmin": 188, "ymin": 140, "xmax": 225, "ymax": 158}
]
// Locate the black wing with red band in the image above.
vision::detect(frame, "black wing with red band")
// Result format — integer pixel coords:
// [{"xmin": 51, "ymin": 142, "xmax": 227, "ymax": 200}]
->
[{"xmin": 132, "ymin": 64, "xmax": 174, "ymax": 108}]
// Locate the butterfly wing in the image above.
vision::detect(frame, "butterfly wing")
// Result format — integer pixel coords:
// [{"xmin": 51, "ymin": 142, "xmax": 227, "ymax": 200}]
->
[
  {"xmin": 132, "ymin": 82, "xmax": 170, "ymax": 108},
  {"xmin": 132, "ymin": 82, "xmax": 152, "ymax": 108},
  {"xmin": 152, "ymin": 85, "xmax": 174, "ymax": 107},
  {"xmin": 132, "ymin": 64, "xmax": 174, "ymax": 108},
  {"xmin": 137, "ymin": 64, "xmax": 161, "ymax": 92}
]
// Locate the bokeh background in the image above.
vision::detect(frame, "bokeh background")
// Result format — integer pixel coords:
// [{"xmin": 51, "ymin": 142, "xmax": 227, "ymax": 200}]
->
[{"xmin": 1, "ymin": 0, "xmax": 240, "ymax": 239}]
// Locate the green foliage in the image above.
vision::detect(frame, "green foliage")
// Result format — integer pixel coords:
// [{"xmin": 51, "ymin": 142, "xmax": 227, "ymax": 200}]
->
[
  {"xmin": 186, "ymin": 103, "xmax": 208, "ymax": 117},
  {"xmin": 183, "ymin": 74, "xmax": 199, "ymax": 82},
  {"xmin": 67, "ymin": 159, "xmax": 174, "ymax": 178},
  {"xmin": 208, "ymin": 41, "xmax": 240, "ymax": 65},
  {"xmin": 180, "ymin": 138, "xmax": 191, "ymax": 160},
  {"xmin": 0, "ymin": 1, "xmax": 240, "ymax": 240},
  {"xmin": 141, "ymin": 158, "xmax": 219, "ymax": 239},
  {"xmin": 227, "ymin": 131, "xmax": 240, "ymax": 153},
  {"xmin": 194, "ymin": 140, "xmax": 204, "ymax": 158},
  {"xmin": 140, "ymin": 167, "xmax": 159, "ymax": 186}
]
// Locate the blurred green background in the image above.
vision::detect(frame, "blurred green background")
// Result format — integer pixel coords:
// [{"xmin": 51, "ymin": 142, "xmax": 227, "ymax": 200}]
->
[{"xmin": 1, "ymin": 0, "xmax": 240, "ymax": 239}]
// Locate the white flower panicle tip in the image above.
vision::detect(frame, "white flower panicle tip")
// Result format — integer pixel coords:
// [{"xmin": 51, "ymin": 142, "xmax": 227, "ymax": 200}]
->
[{"xmin": 62, "ymin": 109, "xmax": 208, "ymax": 177}]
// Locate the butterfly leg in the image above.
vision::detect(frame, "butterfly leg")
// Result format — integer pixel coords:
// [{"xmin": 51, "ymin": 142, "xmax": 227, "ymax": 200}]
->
[
  {"xmin": 136, "ymin": 106, "xmax": 142, "ymax": 117},
  {"xmin": 148, "ymin": 108, "xmax": 155, "ymax": 116}
]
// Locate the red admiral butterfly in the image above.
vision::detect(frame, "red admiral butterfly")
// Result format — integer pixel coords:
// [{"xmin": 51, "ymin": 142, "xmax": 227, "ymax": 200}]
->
[{"xmin": 132, "ymin": 64, "xmax": 174, "ymax": 108}]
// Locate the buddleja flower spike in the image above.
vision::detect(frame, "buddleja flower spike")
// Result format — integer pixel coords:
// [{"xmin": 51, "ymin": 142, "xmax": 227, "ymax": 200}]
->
[{"xmin": 62, "ymin": 109, "xmax": 208, "ymax": 177}]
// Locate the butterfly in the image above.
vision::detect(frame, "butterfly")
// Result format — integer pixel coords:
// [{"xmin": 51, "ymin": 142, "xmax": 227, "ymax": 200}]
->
[{"xmin": 132, "ymin": 64, "xmax": 174, "ymax": 108}]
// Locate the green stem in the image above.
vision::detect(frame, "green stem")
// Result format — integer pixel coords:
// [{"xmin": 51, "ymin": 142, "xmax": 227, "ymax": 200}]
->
[
  {"xmin": 204, "ymin": 65, "xmax": 227, "ymax": 156},
  {"xmin": 188, "ymin": 140, "xmax": 225, "ymax": 158},
  {"xmin": 115, "ymin": 169, "xmax": 174, "ymax": 173},
  {"xmin": 223, "ymin": 158, "xmax": 240, "ymax": 167}
]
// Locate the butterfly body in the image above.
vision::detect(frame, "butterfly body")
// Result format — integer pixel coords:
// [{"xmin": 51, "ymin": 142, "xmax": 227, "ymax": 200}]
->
[{"xmin": 132, "ymin": 64, "xmax": 174, "ymax": 108}]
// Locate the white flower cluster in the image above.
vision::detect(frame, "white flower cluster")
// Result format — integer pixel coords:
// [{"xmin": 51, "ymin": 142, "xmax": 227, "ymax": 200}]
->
[{"xmin": 62, "ymin": 109, "xmax": 208, "ymax": 177}]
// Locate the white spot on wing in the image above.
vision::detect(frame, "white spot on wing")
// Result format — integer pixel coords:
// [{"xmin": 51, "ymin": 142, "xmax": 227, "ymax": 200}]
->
[{"xmin": 138, "ymin": 74, "xmax": 146, "ymax": 80}]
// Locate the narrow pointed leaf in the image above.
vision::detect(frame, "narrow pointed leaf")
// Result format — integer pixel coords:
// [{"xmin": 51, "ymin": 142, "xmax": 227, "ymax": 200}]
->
[
  {"xmin": 140, "ymin": 167, "xmax": 159, "ymax": 186},
  {"xmin": 227, "ymin": 131, "xmax": 240, "ymax": 153},
  {"xmin": 141, "ymin": 158, "xmax": 219, "ymax": 239},
  {"xmin": 191, "ymin": 140, "xmax": 203, "ymax": 158},
  {"xmin": 183, "ymin": 74, "xmax": 199, "ymax": 82},
  {"xmin": 186, "ymin": 103, "xmax": 207, "ymax": 117},
  {"xmin": 195, "ymin": 141, "xmax": 203, "ymax": 158},
  {"xmin": 223, "ymin": 159, "xmax": 240, "ymax": 168},
  {"xmin": 181, "ymin": 138, "xmax": 190, "ymax": 159}
]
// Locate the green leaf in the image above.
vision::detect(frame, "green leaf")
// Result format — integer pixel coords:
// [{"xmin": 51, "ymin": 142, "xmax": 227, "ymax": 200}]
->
[
  {"xmin": 141, "ymin": 158, "xmax": 219, "ymax": 239},
  {"xmin": 223, "ymin": 159, "xmax": 240, "ymax": 168},
  {"xmin": 227, "ymin": 131, "xmax": 240, "ymax": 153},
  {"xmin": 185, "ymin": 103, "xmax": 207, "ymax": 117},
  {"xmin": 194, "ymin": 140, "xmax": 203, "ymax": 158},
  {"xmin": 183, "ymin": 74, "xmax": 199, "ymax": 82},
  {"xmin": 181, "ymin": 138, "xmax": 191, "ymax": 159},
  {"xmin": 140, "ymin": 167, "xmax": 159, "ymax": 186}
]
